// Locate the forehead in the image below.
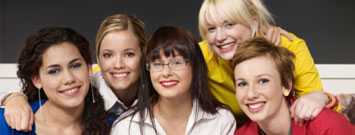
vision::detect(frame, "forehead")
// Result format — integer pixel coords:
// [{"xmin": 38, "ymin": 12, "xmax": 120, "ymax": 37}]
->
[
  {"xmin": 100, "ymin": 31, "xmax": 140, "ymax": 51},
  {"xmin": 42, "ymin": 42, "xmax": 82, "ymax": 66},
  {"xmin": 205, "ymin": 6, "xmax": 232, "ymax": 26},
  {"xmin": 234, "ymin": 56, "xmax": 279, "ymax": 78}
]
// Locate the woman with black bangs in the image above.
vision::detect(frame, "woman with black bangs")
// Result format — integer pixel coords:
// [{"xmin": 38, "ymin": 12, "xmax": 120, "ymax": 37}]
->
[{"xmin": 111, "ymin": 26, "xmax": 236, "ymax": 135}]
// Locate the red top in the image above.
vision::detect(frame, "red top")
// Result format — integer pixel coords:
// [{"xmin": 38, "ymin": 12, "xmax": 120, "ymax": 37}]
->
[{"xmin": 235, "ymin": 108, "xmax": 355, "ymax": 135}]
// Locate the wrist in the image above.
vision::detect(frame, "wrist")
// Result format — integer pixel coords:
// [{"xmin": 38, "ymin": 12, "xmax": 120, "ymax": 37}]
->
[{"xmin": 2, "ymin": 92, "xmax": 28, "ymax": 106}]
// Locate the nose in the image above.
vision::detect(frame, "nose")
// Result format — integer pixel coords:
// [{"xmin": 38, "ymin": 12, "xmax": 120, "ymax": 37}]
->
[
  {"xmin": 63, "ymin": 69, "xmax": 75, "ymax": 85},
  {"xmin": 246, "ymin": 83, "xmax": 258, "ymax": 100},
  {"xmin": 161, "ymin": 64, "xmax": 172, "ymax": 77},
  {"xmin": 215, "ymin": 28, "xmax": 227, "ymax": 43},
  {"xmin": 114, "ymin": 55, "xmax": 125, "ymax": 69}
]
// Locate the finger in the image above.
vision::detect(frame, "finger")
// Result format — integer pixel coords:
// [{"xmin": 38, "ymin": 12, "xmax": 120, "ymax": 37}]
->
[
  {"xmin": 271, "ymin": 27, "xmax": 279, "ymax": 44},
  {"xmin": 295, "ymin": 100, "xmax": 305, "ymax": 119},
  {"xmin": 264, "ymin": 27, "xmax": 272, "ymax": 41},
  {"xmin": 20, "ymin": 110, "xmax": 30, "ymax": 131},
  {"xmin": 310, "ymin": 108, "xmax": 322, "ymax": 120},
  {"xmin": 290, "ymin": 100, "xmax": 298, "ymax": 118},
  {"xmin": 274, "ymin": 27, "xmax": 281, "ymax": 46},
  {"xmin": 14, "ymin": 111, "xmax": 21, "ymax": 130},
  {"xmin": 280, "ymin": 28, "xmax": 294, "ymax": 41}
]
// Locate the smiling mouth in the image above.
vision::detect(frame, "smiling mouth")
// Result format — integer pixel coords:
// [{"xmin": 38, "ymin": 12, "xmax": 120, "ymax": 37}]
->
[
  {"xmin": 59, "ymin": 86, "xmax": 81, "ymax": 96},
  {"xmin": 160, "ymin": 80, "xmax": 179, "ymax": 88},
  {"xmin": 215, "ymin": 43, "xmax": 236, "ymax": 53},
  {"xmin": 110, "ymin": 72, "xmax": 129, "ymax": 79},
  {"xmin": 246, "ymin": 101, "xmax": 266, "ymax": 113}
]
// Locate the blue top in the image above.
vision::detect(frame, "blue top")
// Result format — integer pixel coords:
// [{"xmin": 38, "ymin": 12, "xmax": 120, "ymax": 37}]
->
[{"xmin": 0, "ymin": 100, "xmax": 44, "ymax": 135}]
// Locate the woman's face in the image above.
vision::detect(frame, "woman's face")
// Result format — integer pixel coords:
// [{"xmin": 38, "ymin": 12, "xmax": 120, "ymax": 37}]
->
[
  {"xmin": 205, "ymin": 12, "xmax": 252, "ymax": 60},
  {"xmin": 33, "ymin": 42, "xmax": 90, "ymax": 108},
  {"xmin": 148, "ymin": 51, "xmax": 192, "ymax": 100},
  {"xmin": 98, "ymin": 31, "xmax": 142, "ymax": 95},
  {"xmin": 234, "ymin": 56, "xmax": 289, "ymax": 122}
]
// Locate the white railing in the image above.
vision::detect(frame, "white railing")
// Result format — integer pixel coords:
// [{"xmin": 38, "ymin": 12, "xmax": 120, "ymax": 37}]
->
[{"xmin": 1, "ymin": 63, "xmax": 355, "ymax": 94}]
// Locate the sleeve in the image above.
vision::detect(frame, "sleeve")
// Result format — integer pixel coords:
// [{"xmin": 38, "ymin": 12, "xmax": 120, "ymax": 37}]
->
[
  {"xmin": 220, "ymin": 109, "xmax": 237, "ymax": 135},
  {"xmin": 290, "ymin": 38, "xmax": 323, "ymax": 96},
  {"xmin": 0, "ymin": 108, "xmax": 12, "ymax": 134}
]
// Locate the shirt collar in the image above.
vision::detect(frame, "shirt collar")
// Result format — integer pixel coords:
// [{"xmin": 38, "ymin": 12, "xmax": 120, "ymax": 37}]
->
[{"xmin": 96, "ymin": 76, "xmax": 135, "ymax": 110}]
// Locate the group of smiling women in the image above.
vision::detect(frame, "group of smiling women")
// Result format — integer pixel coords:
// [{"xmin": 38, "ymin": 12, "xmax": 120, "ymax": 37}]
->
[{"xmin": 0, "ymin": 0, "xmax": 354, "ymax": 134}]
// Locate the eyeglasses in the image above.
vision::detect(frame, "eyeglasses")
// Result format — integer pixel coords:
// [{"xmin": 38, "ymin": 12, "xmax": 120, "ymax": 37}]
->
[{"xmin": 147, "ymin": 58, "xmax": 189, "ymax": 72}]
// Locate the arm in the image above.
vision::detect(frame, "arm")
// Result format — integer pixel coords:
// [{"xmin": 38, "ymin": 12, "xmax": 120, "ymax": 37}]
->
[
  {"xmin": 285, "ymin": 36, "xmax": 330, "ymax": 122},
  {"xmin": 2, "ymin": 91, "xmax": 33, "ymax": 131}
]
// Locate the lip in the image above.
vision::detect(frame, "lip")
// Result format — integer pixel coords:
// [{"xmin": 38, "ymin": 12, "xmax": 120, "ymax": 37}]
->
[
  {"xmin": 246, "ymin": 101, "xmax": 266, "ymax": 113},
  {"xmin": 59, "ymin": 85, "xmax": 81, "ymax": 96},
  {"xmin": 109, "ymin": 71, "xmax": 130, "ymax": 79},
  {"xmin": 215, "ymin": 42, "xmax": 236, "ymax": 53},
  {"xmin": 159, "ymin": 80, "xmax": 179, "ymax": 88}
]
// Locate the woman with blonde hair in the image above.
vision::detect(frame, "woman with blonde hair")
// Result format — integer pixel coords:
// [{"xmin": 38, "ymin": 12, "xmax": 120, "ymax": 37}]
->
[{"xmin": 197, "ymin": 0, "xmax": 335, "ymax": 121}]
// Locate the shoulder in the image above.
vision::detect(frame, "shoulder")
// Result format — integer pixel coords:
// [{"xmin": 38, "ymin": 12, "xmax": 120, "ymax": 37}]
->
[
  {"xmin": 198, "ymin": 40, "xmax": 214, "ymax": 63},
  {"xmin": 308, "ymin": 108, "xmax": 355, "ymax": 134}
]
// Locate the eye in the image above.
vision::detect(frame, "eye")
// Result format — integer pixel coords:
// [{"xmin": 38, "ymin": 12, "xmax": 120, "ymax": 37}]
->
[
  {"xmin": 224, "ymin": 22, "xmax": 235, "ymax": 29},
  {"xmin": 124, "ymin": 51, "xmax": 136, "ymax": 58},
  {"xmin": 237, "ymin": 80, "xmax": 247, "ymax": 88},
  {"xmin": 207, "ymin": 26, "xmax": 216, "ymax": 33},
  {"xmin": 102, "ymin": 52, "xmax": 113, "ymax": 59},
  {"xmin": 70, "ymin": 62, "xmax": 82, "ymax": 69},
  {"xmin": 47, "ymin": 67, "xmax": 60, "ymax": 75},
  {"xmin": 259, "ymin": 78, "xmax": 269, "ymax": 85}
]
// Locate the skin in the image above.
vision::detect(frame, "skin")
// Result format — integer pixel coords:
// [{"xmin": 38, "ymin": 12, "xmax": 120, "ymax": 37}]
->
[
  {"xmin": 234, "ymin": 55, "xmax": 291, "ymax": 135},
  {"xmin": 149, "ymin": 52, "xmax": 193, "ymax": 135},
  {"xmin": 31, "ymin": 42, "xmax": 90, "ymax": 134},
  {"xmin": 205, "ymin": 12, "xmax": 253, "ymax": 60},
  {"xmin": 203, "ymin": 10, "xmax": 328, "ymax": 123},
  {"xmin": 98, "ymin": 30, "xmax": 142, "ymax": 106}
]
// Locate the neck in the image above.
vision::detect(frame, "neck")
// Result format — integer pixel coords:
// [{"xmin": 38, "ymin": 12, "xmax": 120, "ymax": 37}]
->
[
  {"xmin": 35, "ymin": 100, "xmax": 84, "ymax": 129},
  {"xmin": 258, "ymin": 100, "xmax": 291, "ymax": 135},
  {"xmin": 154, "ymin": 94, "xmax": 192, "ymax": 121},
  {"xmin": 114, "ymin": 82, "xmax": 138, "ymax": 107}
]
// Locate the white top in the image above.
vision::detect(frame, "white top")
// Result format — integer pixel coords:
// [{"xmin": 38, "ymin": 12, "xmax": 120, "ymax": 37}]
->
[
  {"xmin": 93, "ymin": 75, "xmax": 133, "ymax": 111},
  {"xmin": 111, "ymin": 101, "xmax": 236, "ymax": 135}
]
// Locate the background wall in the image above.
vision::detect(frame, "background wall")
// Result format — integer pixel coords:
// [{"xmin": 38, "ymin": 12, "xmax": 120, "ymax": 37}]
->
[{"xmin": 0, "ymin": 0, "xmax": 354, "ymax": 63}]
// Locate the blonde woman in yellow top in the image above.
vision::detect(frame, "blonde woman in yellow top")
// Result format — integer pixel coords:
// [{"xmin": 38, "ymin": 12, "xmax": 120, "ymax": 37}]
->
[{"xmin": 198, "ymin": 0, "xmax": 335, "ymax": 122}]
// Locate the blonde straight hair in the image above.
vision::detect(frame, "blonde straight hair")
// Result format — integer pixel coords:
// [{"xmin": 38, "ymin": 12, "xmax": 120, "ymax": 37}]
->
[{"xmin": 198, "ymin": 0, "xmax": 275, "ymax": 39}]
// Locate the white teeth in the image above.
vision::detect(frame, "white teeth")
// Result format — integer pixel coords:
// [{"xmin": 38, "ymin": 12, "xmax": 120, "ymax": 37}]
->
[
  {"xmin": 162, "ymin": 82, "xmax": 176, "ymax": 86},
  {"xmin": 249, "ymin": 103, "xmax": 264, "ymax": 109},
  {"xmin": 112, "ymin": 73, "xmax": 128, "ymax": 78},
  {"xmin": 62, "ymin": 88, "xmax": 78, "ymax": 95},
  {"xmin": 219, "ymin": 44, "xmax": 233, "ymax": 49}
]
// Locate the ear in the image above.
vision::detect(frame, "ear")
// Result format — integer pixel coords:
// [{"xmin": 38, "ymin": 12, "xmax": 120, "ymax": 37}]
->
[
  {"xmin": 282, "ymin": 81, "xmax": 292, "ymax": 97},
  {"xmin": 32, "ymin": 75, "xmax": 42, "ymax": 89}
]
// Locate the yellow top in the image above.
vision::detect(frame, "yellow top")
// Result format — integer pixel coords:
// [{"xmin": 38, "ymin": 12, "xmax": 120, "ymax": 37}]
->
[{"xmin": 199, "ymin": 34, "xmax": 323, "ymax": 115}]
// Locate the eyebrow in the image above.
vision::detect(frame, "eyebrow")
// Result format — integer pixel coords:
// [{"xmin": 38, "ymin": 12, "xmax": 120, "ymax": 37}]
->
[{"xmin": 46, "ymin": 58, "xmax": 82, "ymax": 69}]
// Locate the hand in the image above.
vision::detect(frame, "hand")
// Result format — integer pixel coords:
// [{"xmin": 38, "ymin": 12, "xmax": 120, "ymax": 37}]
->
[
  {"xmin": 290, "ymin": 91, "xmax": 328, "ymax": 124},
  {"xmin": 264, "ymin": 26, "xmax": 295, "ymax": 46},
  {"xmin": 4, "ymin": 93, "xmax": 34, "ymax": 131}
]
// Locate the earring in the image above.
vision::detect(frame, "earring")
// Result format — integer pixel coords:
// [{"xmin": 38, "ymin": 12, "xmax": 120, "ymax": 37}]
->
[
  {"xmin": 38, "ymin": 88, "xmax": 43, "ymax": 108},
  {"xmin": 283, "ymin": 89, "xmax": 291, "ymax": 97},
  {"xmin": 91, "ymin": 85, "xmax": 96, "ymax": 103}
]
